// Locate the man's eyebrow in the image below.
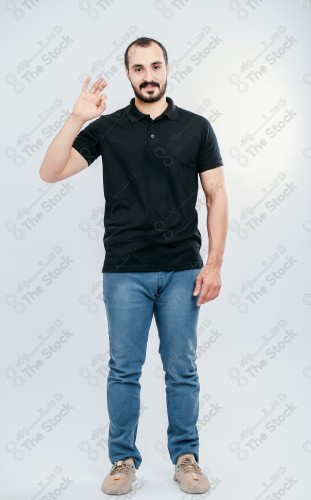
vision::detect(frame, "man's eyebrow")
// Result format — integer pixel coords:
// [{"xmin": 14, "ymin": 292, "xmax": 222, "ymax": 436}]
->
[{"xmin": 131, "ymin": 61, "xmax": 163, "ymax": 68}]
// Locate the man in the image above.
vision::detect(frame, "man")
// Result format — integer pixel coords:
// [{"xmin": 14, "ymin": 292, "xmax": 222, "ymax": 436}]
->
[{"xmin": 39, "ymin": 36, "xmax": 228, "ymax": 495}]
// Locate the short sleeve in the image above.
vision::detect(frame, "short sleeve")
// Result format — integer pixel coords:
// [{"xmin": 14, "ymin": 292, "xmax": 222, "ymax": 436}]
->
[
  {"xmin": 197, "ymin": 117, "xmax": 224, "ymax": 173},
  {"xmin": 72, "ymin": 117, "xmax": 102, "ymax": 166}
]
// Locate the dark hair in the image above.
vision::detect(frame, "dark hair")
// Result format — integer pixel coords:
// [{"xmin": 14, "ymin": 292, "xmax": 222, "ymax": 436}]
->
[{"xmin": 124, "ymin": 37, "xmax": 168, "ymax": 71}]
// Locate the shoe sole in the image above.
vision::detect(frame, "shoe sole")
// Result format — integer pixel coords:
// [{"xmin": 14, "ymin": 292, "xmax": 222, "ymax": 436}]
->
[
  {"xmin": 102, "ymin": 475, "xmax": 136, "ymax": 495},
  {"xmin": 174, "ymin": 474, "xmax": 210, "ymax": 494}
]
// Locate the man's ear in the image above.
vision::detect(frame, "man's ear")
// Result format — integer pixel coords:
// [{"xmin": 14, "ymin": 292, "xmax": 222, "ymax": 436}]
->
[{"xmin": 125, "ymin": 69, "xmax": 130, "ymax": 81}]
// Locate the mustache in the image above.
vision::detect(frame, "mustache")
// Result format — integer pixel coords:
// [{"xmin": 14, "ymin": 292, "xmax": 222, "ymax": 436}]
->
[{"xmin": 141, "ymin": 82, "xmax": 159, "ymax": 88}]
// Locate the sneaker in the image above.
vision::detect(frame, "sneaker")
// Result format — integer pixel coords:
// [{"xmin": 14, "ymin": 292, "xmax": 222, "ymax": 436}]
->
[
  {"xmin": 102, "ymin": 457, "xmax": 136, "ymax": 495},
  {"xmin": 173, "ymin": 453, "xmax": 210, "ymax": 494}
]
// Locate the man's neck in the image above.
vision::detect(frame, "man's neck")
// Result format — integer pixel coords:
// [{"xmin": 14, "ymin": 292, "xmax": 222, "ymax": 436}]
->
[{"xmin": 134, "ymin": 96, "xmax": 168, "ymax": 120}]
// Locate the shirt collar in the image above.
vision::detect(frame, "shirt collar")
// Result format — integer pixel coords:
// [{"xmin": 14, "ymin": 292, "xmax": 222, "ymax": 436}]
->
[{"xmin": 125, "ymin": 96, "xmax": 179, "ymax": 122}]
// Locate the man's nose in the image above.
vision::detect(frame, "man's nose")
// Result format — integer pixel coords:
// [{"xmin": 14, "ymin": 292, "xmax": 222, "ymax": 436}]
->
[{"xmin": 145, "ymin": 68, "xmax": 156, "ymax": 83}]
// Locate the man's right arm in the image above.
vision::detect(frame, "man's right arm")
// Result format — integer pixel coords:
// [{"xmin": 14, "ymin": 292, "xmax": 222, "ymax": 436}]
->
[
  {"xmin": 39, "ymin": 75, "xmax": 108, "ymax": 183},
  {"xmin": 39, "ymin": 114, "xmax": 88, "ymax": 183}
]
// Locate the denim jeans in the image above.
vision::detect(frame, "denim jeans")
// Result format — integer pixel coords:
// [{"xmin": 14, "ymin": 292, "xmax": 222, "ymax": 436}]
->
[{"xmin": 102, "ymin": 267, "xmax": 203, "ymax": 470}]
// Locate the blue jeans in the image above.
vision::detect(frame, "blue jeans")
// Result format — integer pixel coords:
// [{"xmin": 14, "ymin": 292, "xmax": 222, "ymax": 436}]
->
[{"xmin": 103, "ymin": 268, "xmax": 203, "ymax": 470}]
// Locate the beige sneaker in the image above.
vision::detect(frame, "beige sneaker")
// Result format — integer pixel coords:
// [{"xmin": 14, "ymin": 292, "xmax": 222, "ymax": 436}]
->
[
  {"xmin": 102, "ymin": 457, "xmax": 136, "ymax": 495},
  {"xmin": 174, "ymin": 453, "xmax": 210, "ymax": 494}
]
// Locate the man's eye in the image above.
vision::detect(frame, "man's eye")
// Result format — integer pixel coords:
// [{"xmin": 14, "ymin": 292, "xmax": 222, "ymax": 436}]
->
[{"xmin": 134, "ymin": 66, "xmax": 161, "ymax": 71}]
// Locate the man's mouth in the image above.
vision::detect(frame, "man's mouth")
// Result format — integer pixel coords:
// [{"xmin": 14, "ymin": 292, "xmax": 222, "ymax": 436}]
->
[{"xmin": 144, "ymin": 84, "xmax": 158, "ymax": 89}]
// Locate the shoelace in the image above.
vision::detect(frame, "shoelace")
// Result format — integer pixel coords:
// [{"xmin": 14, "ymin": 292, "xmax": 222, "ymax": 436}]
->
[
  {"xmin": 179, "ymin": 457, "xmax": 202, "ymax": 475},
  {"xmin": 110, "ymin": 460, "xmax": 131, "ymax": 476}
]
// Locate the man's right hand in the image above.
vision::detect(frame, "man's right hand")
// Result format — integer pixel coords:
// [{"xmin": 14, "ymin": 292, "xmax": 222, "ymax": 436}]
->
[{"xmin": 71, "ymin": 75, "xmax": 108, "ymax": 122}]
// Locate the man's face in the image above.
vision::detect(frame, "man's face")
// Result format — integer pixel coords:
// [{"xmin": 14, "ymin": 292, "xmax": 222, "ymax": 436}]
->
[{"xmin": 126, "ymin": 42, "xmax": 167, "ymax": 103}]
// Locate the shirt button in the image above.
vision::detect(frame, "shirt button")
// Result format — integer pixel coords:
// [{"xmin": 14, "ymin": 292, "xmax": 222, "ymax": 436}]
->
[{"xmin": 150, "ymin": 134, "xmax": 155, "ymax": 138}]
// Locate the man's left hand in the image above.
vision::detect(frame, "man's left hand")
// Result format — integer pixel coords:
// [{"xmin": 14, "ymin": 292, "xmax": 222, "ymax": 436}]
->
[{"xmin": 193, "ymin": 263, "xmax": 222, "ymax": 305}]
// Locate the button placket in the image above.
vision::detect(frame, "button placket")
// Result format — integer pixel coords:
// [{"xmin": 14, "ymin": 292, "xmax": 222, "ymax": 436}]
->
[{"xmin": 147, "ymin": 119, "xmax": 156, "ymax": 142}]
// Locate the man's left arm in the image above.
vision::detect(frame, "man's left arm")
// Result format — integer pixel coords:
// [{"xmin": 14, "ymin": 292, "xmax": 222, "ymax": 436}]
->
[{"xmin": 193, "ymin": 165, "xmax": 228, "ymax": 305}]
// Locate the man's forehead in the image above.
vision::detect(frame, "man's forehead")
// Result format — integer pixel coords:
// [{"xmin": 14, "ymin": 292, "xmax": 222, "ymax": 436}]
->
[{"xmin": 128, "ymin": 43, "xmax": 164, "ymax": 63}]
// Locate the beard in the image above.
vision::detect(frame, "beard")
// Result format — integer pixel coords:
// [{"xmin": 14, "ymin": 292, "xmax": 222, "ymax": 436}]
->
[{"xmin": 130, "ymin": 77, "xmax": 168, "ymax": 103}]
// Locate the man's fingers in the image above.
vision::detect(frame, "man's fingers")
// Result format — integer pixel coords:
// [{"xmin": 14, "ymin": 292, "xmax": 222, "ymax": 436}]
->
[
  {"xmin": 97, "ymin": 93, "xmax": 107, "ymax": 113},
  {"xmin": 94, "ymin": 79, "xmax": 108, "ymax": 94},
  {"xmin": 82, "ymin": 75, "xmax": 91, "ymax": 93},
  {"xmin": 82, "ymin": 76, "xmax": 108, "ymax": 95},
  {"xmin": 94, "ymin": 80, "xmax": 108, "ymax": 97},
  {"xmin": 90, "ymin": 77, "xmax": 107, "ymax": 94},
  {"xmin": 98, "ymin": 93, "xmax": 107, "ymax": 103},
  {"xmin": 197, "ymin": 284, "xmax": 221, "ymax": 304},
  {"xmin": 98, "ymin": 80, "xmax": 108, "ymax": 90}
]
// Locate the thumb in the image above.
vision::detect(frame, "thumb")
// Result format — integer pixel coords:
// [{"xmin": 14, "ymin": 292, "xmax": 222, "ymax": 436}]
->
[
  {"xmin": 97, "ymin": 94, "xmax": 107, "ymax": 114},
  {"xmin": 193, "ymin": 275, "xmax": 202, "ymax": 296}
]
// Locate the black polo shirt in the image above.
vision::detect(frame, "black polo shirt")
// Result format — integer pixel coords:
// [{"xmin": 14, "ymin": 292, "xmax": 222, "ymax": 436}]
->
[{"xmin": 72, "ymin": 96, "xmax": 224, "ymax": 272}]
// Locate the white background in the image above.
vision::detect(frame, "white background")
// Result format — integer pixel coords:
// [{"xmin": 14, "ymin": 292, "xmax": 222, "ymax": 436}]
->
[{"xmin": 1, "ymin": 0, "xmax": 310, "ymax": 498}]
